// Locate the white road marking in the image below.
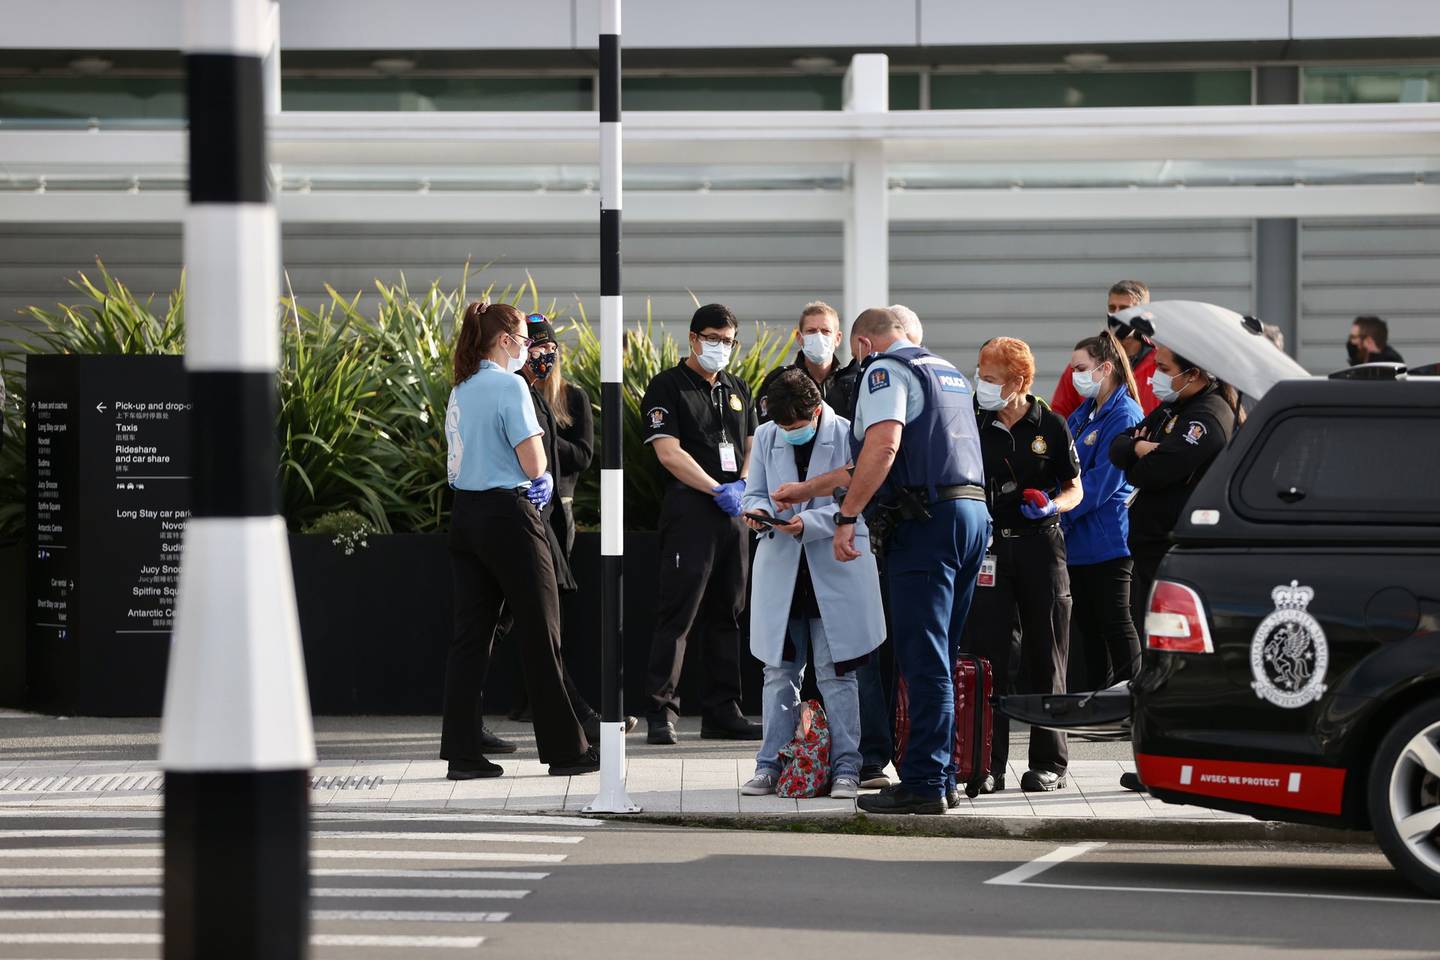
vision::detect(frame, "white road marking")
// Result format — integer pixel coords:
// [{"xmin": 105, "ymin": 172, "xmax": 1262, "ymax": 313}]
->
[
  {"xmin": 313, "ymin": 888, "xmax": 530, "ymax": 899},
  {"xmin": 0, "ymin": 909, "xmax": 510, "ymax": 923},
  {"xmin": 0, "ymin": 848, "xmax": 566, "ymax": 863},
  {"xmin": 0, "ymin": 887, "xmax": 161, "ymax": 897},
  {"xmin": 0, "ymin": 830, "xmax": 160, "ymax": 839},
  {"xmin": 315, "ymin": 811, "xmax": 605, "ymax": 828},
  {"xmin": 985, "ymin": 843, "xmax": 1108, "ymax": 887},
  {"xmin": 315, "ymin": 830, "xmax": 583, "ymax": 844},
  {"xmin": 0, "ymin": 867, "xmax": 549, "ymax": 881},
  {"xmin": 0, "ymin": 933, "xmax": 486, "ymax": 948},
  {"xmin": 1012, "ymin": 878, "xmax": 1440, "ymax": 906}
]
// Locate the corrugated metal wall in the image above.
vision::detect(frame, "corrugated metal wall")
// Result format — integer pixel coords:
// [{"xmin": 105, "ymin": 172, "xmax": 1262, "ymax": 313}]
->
[
  {"xmin": 1299, "ymin": 218, "xmax": 1440, "ymax": 375},
  {"xmin": 891, "ymin": 220, "xmax": 1256, "ymax": 388},
  {"xmin": 7, "ymin": 217, "xmax": 1437, "ymax": 389}
]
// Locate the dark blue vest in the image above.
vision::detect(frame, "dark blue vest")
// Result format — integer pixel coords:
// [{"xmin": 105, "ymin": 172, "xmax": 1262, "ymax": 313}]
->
[{"xmin": 855, "ymin": 345, "xmax": 985, "ymax": 501}]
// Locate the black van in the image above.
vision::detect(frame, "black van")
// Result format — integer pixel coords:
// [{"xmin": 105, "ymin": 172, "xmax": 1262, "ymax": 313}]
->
[{"xmin": 1003, "ymin": 370, "xmax": 1440, "ymax": 897}]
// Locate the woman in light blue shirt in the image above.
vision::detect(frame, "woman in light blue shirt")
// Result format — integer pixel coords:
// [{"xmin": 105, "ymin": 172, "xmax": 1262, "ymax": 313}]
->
[{"xmin": 439, "ymin": 301, "xmax": 597, "ymax": 780}]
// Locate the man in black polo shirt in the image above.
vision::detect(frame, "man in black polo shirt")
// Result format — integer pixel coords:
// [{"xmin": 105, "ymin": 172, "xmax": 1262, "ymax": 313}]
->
[
  {"xmin": 640, "ymin": 303, "xmax": 762, "ymax": 745},
  {"xmin": 964, "ymin": 337, "xmax": 1083, "ymax": 793},
  {"xmin": 756, "ymin": 301, "xmax": 860, "ymax": 423}
]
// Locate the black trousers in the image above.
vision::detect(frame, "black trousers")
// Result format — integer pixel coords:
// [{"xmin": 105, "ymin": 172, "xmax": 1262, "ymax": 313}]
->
[
  {"xmin": 963, "ymin": 526, "xmax": 1071, "ymax": 775},
  {"xmin": 441, "ymin": 490, "xmax": 586, "ymax": 765},
  {"xmin": 646, "ymin": 487, "xmax": 747, "ymax": 721},
  {"xmin": 1069, "ymin": 556, "xmax": 1141, "ymax": 688},
  {"xmin": 1129, "ymin": 542, "xmax": 1168, "ymax": 649}
]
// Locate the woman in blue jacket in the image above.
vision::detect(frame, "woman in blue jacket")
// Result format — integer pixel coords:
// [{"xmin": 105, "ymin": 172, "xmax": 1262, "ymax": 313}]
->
[{"xmin": 1061, "ymin": 331, "xmax": 1145, "ymax": 687}]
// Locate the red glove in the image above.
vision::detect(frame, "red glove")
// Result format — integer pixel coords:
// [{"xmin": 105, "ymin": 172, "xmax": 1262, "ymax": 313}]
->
[{"xmin": 1021, "ymin": 488, "xmax": 1050, "ymax": 509}]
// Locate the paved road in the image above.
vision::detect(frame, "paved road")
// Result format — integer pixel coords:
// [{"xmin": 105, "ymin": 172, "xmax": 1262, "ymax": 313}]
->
[{"xmin": 0, "ymin": 810, "xmax": 1432, "ymax": 958}]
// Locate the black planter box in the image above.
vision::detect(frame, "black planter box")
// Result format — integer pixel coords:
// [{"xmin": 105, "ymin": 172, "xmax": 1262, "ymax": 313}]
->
[
  {"xmin": 0, "ymin": 541, "xmax": 24, "ymax": 708},
  {"xmin": 291, "ymin": 530, "xmax": 764, "ymax": 717}
]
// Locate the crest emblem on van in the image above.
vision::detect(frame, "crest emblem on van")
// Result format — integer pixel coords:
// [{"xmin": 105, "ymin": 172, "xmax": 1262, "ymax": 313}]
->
[{"xmin": 1250, "ymin": 581, "xmax": 1329, "ymax": 709}]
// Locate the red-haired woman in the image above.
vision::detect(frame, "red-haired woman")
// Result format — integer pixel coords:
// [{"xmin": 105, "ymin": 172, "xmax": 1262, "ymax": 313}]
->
[
  {"xmin": 963, "ymin": 337, "xmax": 1084, "ymax": 795},
  {"xmin": 440, "ymin": 301, "xmax": 598, "ymax": 780}
]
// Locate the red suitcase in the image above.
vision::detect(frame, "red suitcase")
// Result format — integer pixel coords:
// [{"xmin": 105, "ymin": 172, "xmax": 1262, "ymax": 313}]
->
[{"xmin": 894, "ymin": 654, "xmax": 995, "ymax": 798}]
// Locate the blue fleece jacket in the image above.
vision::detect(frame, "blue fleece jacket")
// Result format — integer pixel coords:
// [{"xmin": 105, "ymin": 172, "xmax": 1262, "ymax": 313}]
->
[{"xmin": 1061, "ymin": 387, "xmax": 1144, "ymax": 566}]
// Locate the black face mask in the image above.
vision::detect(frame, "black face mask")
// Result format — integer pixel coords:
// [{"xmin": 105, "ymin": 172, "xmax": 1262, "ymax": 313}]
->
[
  {"xmin": 528, "ymin": 351, "xmax": 556, "ymax": 381},
  {"xmin": 1346, "ymin": 340, "xmax": 1364, "ymax": 366}
]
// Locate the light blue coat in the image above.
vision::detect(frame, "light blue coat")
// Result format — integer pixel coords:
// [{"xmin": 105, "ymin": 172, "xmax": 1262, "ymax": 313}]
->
[{"xmin": 741, "ymin": 403, "xmax": 886, "ymax": 668}]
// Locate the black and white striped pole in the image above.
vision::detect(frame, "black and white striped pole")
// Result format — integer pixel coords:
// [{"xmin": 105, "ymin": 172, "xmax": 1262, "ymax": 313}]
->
[
  {"xmin": 585, "ymin": 0, "xmax": 639, "ymax": 815},
  {"xmin": 161, "ymin": 1, "xmax": 316, "ymax": 958}
]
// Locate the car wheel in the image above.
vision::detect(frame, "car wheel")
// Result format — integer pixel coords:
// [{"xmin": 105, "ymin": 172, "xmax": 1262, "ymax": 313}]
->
[{"xmin": 1369, "ymin": 700, "xmax": 1440, "ymax": 898}]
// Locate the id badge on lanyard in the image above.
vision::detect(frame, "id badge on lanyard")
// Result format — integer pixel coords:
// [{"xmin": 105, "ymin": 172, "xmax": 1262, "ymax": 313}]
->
[
  {"xmin": 718, "ymin": 441, "xmax": 738, "ymax": 473},
  {"xmin": 714, "ymin": 384, "xmax": 738, "ymax": 473},
  {"xmin": 977, "ymin": 532, "xmax": 996, "ymax": 588}
]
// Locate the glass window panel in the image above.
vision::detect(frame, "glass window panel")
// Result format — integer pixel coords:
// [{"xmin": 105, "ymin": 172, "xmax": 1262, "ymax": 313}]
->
[
  {"xmin": 930, "ymin": 70, "xmax": 1252, "ymax": 110},
  {"xmin": 0, "ymin": 78, "xmax": 183, "ymax": 120},
  {"xmin": 1302, "ymin": 66, "xmax": 1440, "ymax": 104},
  {"xmin": 889, "ymin": 73, "xmax": 921, "ymax": 111},
  {"xmin": 282, "ymin": 77, "xmax": 593, "ymax": 111},
  {"xmin": 624, "ymin": 75, "xmax": 842, "ymax": 111}
]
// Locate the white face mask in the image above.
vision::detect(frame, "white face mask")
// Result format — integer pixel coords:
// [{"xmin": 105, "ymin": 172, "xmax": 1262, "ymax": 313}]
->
[
  {"xmin": 504, "ymin": 333, "xmax": 527, "ymax": 374},
  {"xmin": 975, "ymin": 378, "xmax": 1011, "ymax": 411},
  {"xmin": 801, "ymin": 332, "xmax": 835, "ymax": 366},
  {"xmin": 697, "ymin": 339, "xmax": 732, "ymax": 373},
  {"xmin": 1072, "ymin": 364, "xmax": 1108, "ymax": 399},
  {"xmin": 1150, "ymin": 369, "xmax": 1192, "ymax": 403}
]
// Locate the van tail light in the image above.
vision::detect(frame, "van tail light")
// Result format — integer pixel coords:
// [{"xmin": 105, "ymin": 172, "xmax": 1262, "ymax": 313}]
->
[{"xmin": 1145, "ymin": 580, "xmax": 1214, "ymax": 654}]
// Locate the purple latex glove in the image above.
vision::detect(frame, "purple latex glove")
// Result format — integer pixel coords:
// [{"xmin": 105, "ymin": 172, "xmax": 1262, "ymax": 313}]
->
[
  {"xmin": 1019, "ymin": 487, "xmax": 1058, "ymax": 521},
  {"xmin": 525, "ymin": 472, "xmax": 554, "ymax": 510},
  {"xmin": 712, "ymin": 479, "xmax": 746, "ymax": 517}
]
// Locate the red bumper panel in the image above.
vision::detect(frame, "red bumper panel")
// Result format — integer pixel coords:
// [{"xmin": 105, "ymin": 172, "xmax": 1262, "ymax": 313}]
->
[{"xmin": 1135, "ymin": 754, "xmax": 1347, "ymax": 816}]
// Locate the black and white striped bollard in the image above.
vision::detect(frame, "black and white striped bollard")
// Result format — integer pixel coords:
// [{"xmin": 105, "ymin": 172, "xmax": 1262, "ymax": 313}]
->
[
  {"xmin": 161, "ymin": 1, "xmax": 316, "ymax": 957},
  {"xmin": 585, "ymin": 0, "xmax": 639, "ymax": 815}
]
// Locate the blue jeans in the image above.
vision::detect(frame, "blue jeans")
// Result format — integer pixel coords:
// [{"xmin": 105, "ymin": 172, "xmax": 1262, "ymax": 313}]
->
[
  {"xmin": 753, "ymin": 617, "xmax": 862, "ymax": 782},
  {"xmin": 886, "ymin": 498, "xmax": 990, "ymax": 797}
]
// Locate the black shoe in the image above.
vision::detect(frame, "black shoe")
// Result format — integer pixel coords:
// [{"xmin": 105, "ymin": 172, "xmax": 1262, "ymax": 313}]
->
[
  {"xmin": 478, "ymin": 725, "xmax": 518, "ymax": 755},
  {"xmin": 583, "ymin": 713, "xmax": 640, "ymax": 743},
  {"xmin": 1021, "ymin": 769, "xmax": 1067, "ymax": 792},
  {"xmin": 549, "ymin": 746, "xmax": 601, "ymax": 777},
  {"xmin": 1119, "ymin": 771, "xmax": 1147, "ymax": 793},
  {"xmin": 647, "ymin": 718, "xmax": 678, "ymax": 745},
  {"xmin": 447, "ymin": 758, "xmax": 504, "ymax": 781},
  {"xmin": 700, "ymin": 704, "xmax": 763, "ymax": 741},
  {"xmin": 946, "ymin": 787, "xmax": 961, "ymax": 809},
  {"xmin": 856, "ymin": 784, "xmax": 947, "ymax": 815},
  {"xmin": 976, "ymin": 773, "xmax": 1006, "ymax": 794},
  {"xmin": 859, "ymin": 766, "xmax": 891, "ymax": 790}
]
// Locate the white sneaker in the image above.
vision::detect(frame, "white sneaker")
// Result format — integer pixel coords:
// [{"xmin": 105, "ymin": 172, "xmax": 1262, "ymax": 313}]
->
[
  {"xmin": 830, "ymin": 777, "xmax": 860, "ymax": 800},
  {"xmin": 741, "ymin": 772, "xmax": 778, "ymax": 796}
]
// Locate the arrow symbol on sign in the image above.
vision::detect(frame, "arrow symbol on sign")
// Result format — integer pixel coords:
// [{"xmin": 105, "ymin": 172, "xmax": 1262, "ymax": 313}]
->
[{"xmin": 96, "ymin": 402, "xmax": 108, "ymax": 414}]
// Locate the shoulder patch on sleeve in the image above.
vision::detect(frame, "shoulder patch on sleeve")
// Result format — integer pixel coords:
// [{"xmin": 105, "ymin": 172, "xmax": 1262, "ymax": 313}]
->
[
  {"xmin": 646, "ymin": 407, "xmax": 669, "ymax": 430},
  {"xmin": 867, "ymin": 367, "xmax": 891, "ymax": 393},
  {"xmin": 1183, "ymin": 421, "xmax": 1208, "ymax": 445}
]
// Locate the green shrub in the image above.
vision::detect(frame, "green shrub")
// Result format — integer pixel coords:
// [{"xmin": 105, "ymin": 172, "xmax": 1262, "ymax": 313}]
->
[{"xmin": 0, "ymin": 262, "xmax": 789, "ymax": 540}]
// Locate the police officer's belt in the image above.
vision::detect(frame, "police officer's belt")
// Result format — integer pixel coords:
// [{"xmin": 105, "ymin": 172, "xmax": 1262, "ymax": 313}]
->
[
  {"xmin": 903, "ymin": 484, "xmax": 986, "ymax": 504},
  {"xmin": 996, "ymin": 517, "xmax": 1061, "ymax": 538}
]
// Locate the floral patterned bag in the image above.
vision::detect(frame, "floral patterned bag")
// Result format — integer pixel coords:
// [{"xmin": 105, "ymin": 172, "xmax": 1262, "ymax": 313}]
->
[{"xmin": 776, "ymin": 699, "xmax": 831, "ymax": 799}]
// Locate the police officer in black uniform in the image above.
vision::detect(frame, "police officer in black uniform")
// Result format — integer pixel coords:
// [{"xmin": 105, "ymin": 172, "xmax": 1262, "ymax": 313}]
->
[
  {"xmin": 756, "ymin": 300, "xmax": 860, "ymax": 425},
  {"xmin": 966, "ymin": 337, "xmax": 1084, "ymax": 793},
  {"xmin": 1108, "ymin": 339, "xmax": 1243, "ymax": 793},
  {"xmin": 640, "ymin": 304, "xmax": 763, "ymax": 745}
]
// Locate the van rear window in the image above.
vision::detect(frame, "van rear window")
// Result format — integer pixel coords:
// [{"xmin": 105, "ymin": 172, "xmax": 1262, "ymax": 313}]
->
[{"xmin": 1237, "ymin": 414, "xmax": 1440, "ymax": 523}]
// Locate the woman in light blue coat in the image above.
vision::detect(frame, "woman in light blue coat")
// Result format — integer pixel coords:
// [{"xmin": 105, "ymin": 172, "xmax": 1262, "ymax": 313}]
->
[{"xmin": 738, "ymin": 370, "xmax": 886, "ymax": 798}]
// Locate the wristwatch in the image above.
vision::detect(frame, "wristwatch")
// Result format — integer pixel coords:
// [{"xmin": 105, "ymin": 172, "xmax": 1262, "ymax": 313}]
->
[{"xmin": 835, "ymin": 512, "xmax": 859, "ymax": 526}]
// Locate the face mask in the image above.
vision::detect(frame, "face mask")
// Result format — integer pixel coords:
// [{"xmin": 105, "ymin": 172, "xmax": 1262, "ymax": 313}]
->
[
  {"xmin": 696, "ymin": 339, "xmax": 732, "ymax": 373},
  {"xmin": 854, "ymin": 337, "xmax": 875, "ymax": 361},
  {"xmin": 504, "ymin": 334, "xmax": 527, "ymax": 374},
  {"xmin": 780, "ymin": 419, "xmax": 818, "ymax": 446},
  {"xmin": 528, "ymin": 350, "xmax": 556, "ymax": 381},
  {"xmin": 1072, "ymin": 365, "xmax": 1107, "ymax": 399},
  {"xmin": 975, "ymin": 378, "xmax": 1010, "ymax": 412},
  {"xmin": 1150, "ymin": 369, "xmax": 1192, "ymax": 403},
  {"xmin": 1346, "ymin": 340, "xmax": 1364, "ymax": 365},
  {"xmin": 801, "ymin": 332, "xmax": 835, "ymax": 366}
]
